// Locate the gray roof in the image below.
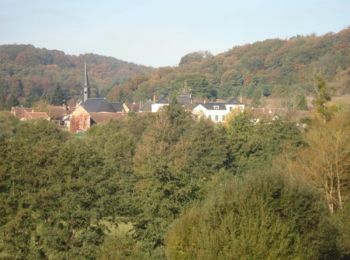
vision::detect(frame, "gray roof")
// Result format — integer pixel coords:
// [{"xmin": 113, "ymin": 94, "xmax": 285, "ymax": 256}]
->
[
  {"xmin": 226, "ymin": 98, "xmax": 241, "ymax": 104},
  {"xmin": 110, "ymin": 102, "xmax": 123, "ymax": 112},
  {"xmin": 156, "ymin": 97, "xmax": 169, "ymax": 104},
  {"xmin": 177, "ymin": 94, "xmax": 192, "ymax": 105},
  {"xmin": 82, "ymin": 98, "xmax": 123, "ymax": 113},
  {"xmin": 201, "ymin": 103, "xmax": 226, "ymax": 110}
]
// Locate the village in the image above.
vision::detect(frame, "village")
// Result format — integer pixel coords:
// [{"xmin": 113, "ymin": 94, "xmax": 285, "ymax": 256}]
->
[{"xmin": 9, "ymin": 63, "xmax": 311, "ymax": 133}]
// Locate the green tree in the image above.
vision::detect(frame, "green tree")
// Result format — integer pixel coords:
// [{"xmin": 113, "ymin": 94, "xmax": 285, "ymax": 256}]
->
[
  {"xmin": 295, "ymin": 93, "xmax": 308, "ymax": 110},
  {"xmin": 226, "ymin": 112, "xmax": 304, "ymax": 174},
  {"xmin": 166, "ymin": 172, "xmax": 339, "ymax": 259},
  {"xmin": 313, "ymin": 76, "xmax": 332, "ymax": 121},
  {"xmin": 50, "ymin": 83, "xmax": 65, "ymax": 105}
]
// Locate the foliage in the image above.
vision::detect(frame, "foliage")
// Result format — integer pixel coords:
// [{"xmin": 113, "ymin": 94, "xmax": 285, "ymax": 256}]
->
[
  {"xmin": 132, "ymin": 105, "xmax": 219, "ymax": 254},
  {"xmin": 50, "ymin": 83, "xmax": 66, "ymax": 105},
  {"xmin": 226, "ymin": 112, "xmax": 304, "ymax": 174},
  {"xmin": 287, "ymin": 112, "xmax": 350, "ymax": 214},
  {"xmin": 165, "ymin": 172, "xmax": 339, "ymax": 259},
  {"xmin": 0, "ymin": 107, "xmax": 349, "ymax": 258},
  {"xmin": 313, "ymin": 76, "xmax": 332, "ymax": 121},
  {"xmin": 108, "ymin": 28, "xmax": 350, "ymax": 102},
  {"xmin": 295, "ymin": 93, "xmax": 308, "ymax": 110},
  {"xmin": 0, "ymin": 44, "xmax": 151, "ymax": 107}
]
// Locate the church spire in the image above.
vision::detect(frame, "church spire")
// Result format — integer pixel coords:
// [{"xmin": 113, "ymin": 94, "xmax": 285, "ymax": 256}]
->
[{"xmin": 83, "ymin": 61, "xmax": 90, "ymax": 102}]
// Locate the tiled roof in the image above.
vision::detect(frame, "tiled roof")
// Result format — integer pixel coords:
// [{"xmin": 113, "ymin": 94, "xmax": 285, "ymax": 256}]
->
[
  {"xmin": 156, "ymin": 97, "xmax": 169, "ymax": 104},
  {"xmin": 110, "ymin": 102, "xmax": 123, "ymax": 112},
  {"xmin": 177, "ymin": 94, "xmax": 192, "ymax": 105},
  {"xmin": 226, "ymin": 98, "xmax": 241, "ymax": 104},
  {"xmin": 48, "ymin": 106, "xmax": 68, "ymax": 119},
  {"xmin": 89, "ymin": 112, "xmax": 124, "ymax": 123},
  {"xmin": 11, "ymin": 107, "xmax": 33, "ymax": 119},
  {"xmin": 23, "ymin": 111, "xmax": 50, "ymax": 120},
  {"xmin": 201, "ymin": 103, "xmax": 226, "ymax": 110},
  {"xmin": 82, "ymin": 98, "xmax": 122, "ymax": 113}
]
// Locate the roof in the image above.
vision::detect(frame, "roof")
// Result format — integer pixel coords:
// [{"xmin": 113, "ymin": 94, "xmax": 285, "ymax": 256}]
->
[
  {"xmin": 156, "ymin": 97, "xmax": 169, "ymax": 104},
  {"xmin": 11, "ymin": 107, "xmax": 33, "ymax": 119},
  {"xmin": 124, "ymin": 102, "xmax": 141, "ymax": 113},
  {"xmin": 89, "ymin": 112, "xmax": 124, "ymax": 123},
  {"xmin": 139, "ymin": 100, "xmax": 152, "ymax": 112},
  {"xmin": 22, "ymin": 111, "xmax": 50, "ymax": 120},
  {"xmin": 201, "ymin": 103, "xmax": 227, "ymax": 110},
  {"xmin": 177, "ymin": 94, "xmax": 192, "ymax": 105},
  {"xmin": 82, "ymin": 98, "xmax": 122, "ymax": 113},
  {"xmin": 110, "ymin": 102, "xmax": 123, "ymax": 112},
  {"xmin": 48, "ymin": 106, "xmax": 68, "ymax": 119},
  {"xmin": 226, "ymin": 98, "xmax": 241, "ymax": 104}
]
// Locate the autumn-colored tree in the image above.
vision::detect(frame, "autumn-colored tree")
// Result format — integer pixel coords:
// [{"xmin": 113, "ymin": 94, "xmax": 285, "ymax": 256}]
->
[{"xmin": 287, "ymin": 112, "xmax": 350, "ymax": 213}]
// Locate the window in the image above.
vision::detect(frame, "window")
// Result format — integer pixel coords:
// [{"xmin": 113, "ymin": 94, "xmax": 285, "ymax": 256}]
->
[
  {"xmin": 215, "ymin": 115, "xmax": 219, "ymax": 121},
  {"xmin": 223, "ymin": 115, "xmax": 226, "ymax": 121},
  {"xmin": 229, "ymin": 107, "xmax": 233, "ymax": 111},
  {"xmin": 213, "ymin": 105, "xmax": 220, "ymax": 110}
]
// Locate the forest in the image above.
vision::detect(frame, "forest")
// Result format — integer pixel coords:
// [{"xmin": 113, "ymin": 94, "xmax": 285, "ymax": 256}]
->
[
  {"xmin": 108, "ymin": 28, "xmax": 350, "ymax": 103},
  {"xmin": 1, "ymin": 28, "xmax": 350, "ymax": 110},
  {"xmin": 0, "ymin": 90, "xmax": 350, "ymax": 259},
  {"xmin": 0, "ymin": 44, "xmax": 151, "ymax": 109}
]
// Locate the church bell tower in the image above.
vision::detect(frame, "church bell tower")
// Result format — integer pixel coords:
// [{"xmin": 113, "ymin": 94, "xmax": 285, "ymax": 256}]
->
[{"xmin": 83, "ymin": 62, "xmax": 90, "ymax": 102}]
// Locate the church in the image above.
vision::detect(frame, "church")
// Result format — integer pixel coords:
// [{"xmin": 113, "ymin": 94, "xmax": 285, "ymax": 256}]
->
[{"xmin": 68, "ymin": 63, "xmax": 124, "ymax": 132}]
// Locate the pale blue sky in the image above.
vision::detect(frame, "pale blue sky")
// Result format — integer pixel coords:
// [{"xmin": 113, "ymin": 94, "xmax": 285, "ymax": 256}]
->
[{"xmin": 0, "ymin": 0, "xmax": 349, "ymax": 67}]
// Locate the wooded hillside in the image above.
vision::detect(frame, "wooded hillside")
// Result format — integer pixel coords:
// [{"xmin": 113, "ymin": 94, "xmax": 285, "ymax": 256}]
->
[
  {"xmin": 1, "ymin": 28, "xmax": 350, "ymax": 108},
  {"xmin": 0, "ymin": 45, "xmax": 151, "ymax": 108},
  {"xmin": 108, "ymin": 28, "xmax": 350, "ymax": 102}
]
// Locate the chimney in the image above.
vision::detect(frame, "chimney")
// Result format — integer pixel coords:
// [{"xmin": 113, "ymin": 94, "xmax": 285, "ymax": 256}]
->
[
  {"xmin": 153, "ymin": 95, "xmax": 156, "ymax": 104},
  {"xmin": 239, "ymin": 95, "xmax": 243, "ymax": 104}
]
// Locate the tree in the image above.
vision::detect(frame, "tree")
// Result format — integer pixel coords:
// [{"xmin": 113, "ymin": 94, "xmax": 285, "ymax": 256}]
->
[
  {"xmin": 50, "ymin": 84, "xmax": 65, "ymax": 105},
  {"xmin": 166, "ymin": 172, "xmax": 339, "ymax": 259},
  {"xmin": 132, "ymin": 105, "xmax": 227, "ymax": 257},
  {"xmin": 287, "ymin": 112, "xmax": 350, "ymax": 214},
  {"xmin": 226, "ymin": 112, "xmax": 304, "ymax": 174},
  {"xmin": 295, "ymin": 93, "xmax": 308, "ymax": 110},
  {"xmin": 313, "ymin": 76, "xmax": 332, "ymax": 121}
]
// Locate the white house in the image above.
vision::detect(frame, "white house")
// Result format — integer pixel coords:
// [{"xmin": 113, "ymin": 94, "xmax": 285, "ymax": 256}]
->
[
  {"xmin": 151, "ymin": 97, "xmax": 169, "ymax": 112},
  {"xmin": 192, "ymin": 98, "xmax": 245, "ymax": 123}
]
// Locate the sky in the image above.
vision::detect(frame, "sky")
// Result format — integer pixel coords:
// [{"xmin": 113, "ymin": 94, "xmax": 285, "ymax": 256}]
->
[{"xmin": 0, "ymin": 0, "xmax": 349, "ymax": 67}]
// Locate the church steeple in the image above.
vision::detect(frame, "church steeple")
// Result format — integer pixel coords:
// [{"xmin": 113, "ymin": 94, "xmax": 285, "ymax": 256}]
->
[{"xmin": 83, "ymin": 62, "xmax": 90, "ymax": 102}]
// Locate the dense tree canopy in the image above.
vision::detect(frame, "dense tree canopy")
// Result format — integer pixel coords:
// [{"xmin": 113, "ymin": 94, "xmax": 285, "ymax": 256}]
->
[
  {"xmin": 0, "ymin": 105, "xmax": 349, "ymax": 259},
  {"xmin": 108, "ymin": 28, "xmax": 350, "ymax": 103},
  {"xmin": 166, "ymin": 172, "xmax": 339, "ymax": 259},
  {"xmin": 0, "ymin": 44, "xmax": 151, "ymax": 108}
]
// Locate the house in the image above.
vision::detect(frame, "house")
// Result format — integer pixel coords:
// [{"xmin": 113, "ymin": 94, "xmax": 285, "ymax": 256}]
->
[
  {"xmin": 151, "ymin": 92, "xmax": 194, "ymax": 113},
  {"xmin": 192, "ymin": 98, "xmax": 245, "ymax": 123},
  {"xmin": 69, "ymin": 98, "xmax": 124, "ymax": 132},
  {"xmin": 123, "ymin": 102, "xmax": 141, "ymax": 113},
  {"xmin": 151, "ymin": 97, "xmax": 169, "ymax": 112},
  {"xmin": 11, "ymin": 107, "xmax": 34, "ymax": 119},
  {"xmin": 47, "ymin": 105, "xmax": 69, "ymax": 125}
]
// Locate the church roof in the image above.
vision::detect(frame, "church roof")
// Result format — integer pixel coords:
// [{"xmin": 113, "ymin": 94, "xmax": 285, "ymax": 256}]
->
[
  {"xmin": 110, "ymin": 102, "xmax": 123, "ymax": 112},
  {"xmin": 82, "ymin": 98, "xmax": 123, "ymax": 113},
  {"xmin": 90, "ymin": 112, "xmax": 124, "ymax": 123}
]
